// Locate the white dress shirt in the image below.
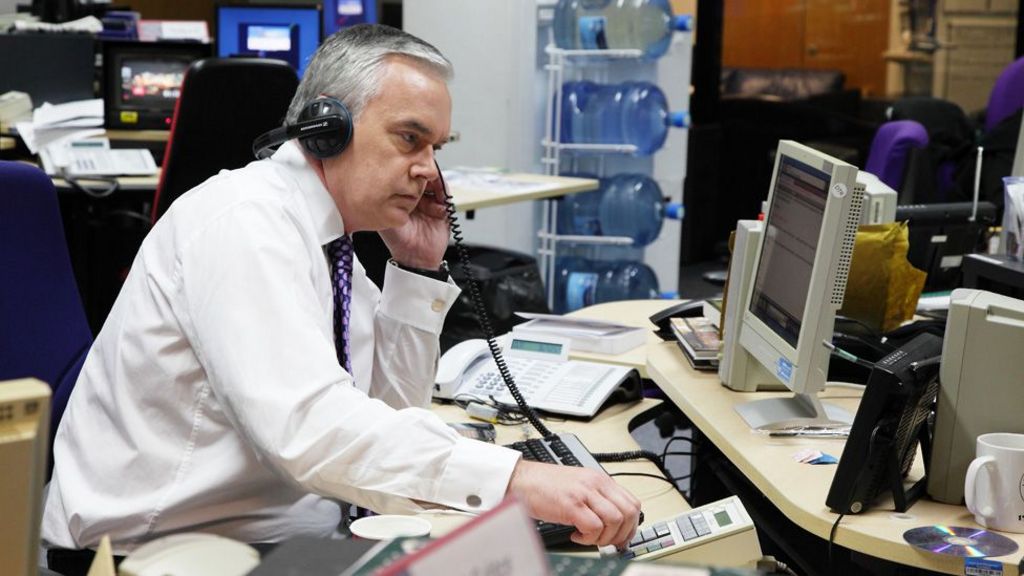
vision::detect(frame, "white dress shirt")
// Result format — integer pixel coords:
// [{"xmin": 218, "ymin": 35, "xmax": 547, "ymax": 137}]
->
[{"xmin": 43, "ymin": 141, "xmax": 520, "ymax": 553}]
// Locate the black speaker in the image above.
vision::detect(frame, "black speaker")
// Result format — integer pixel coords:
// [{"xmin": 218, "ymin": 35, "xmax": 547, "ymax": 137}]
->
[{"xmin": 252, "ymin": 96, "xmax": 353, "ymax": 160}]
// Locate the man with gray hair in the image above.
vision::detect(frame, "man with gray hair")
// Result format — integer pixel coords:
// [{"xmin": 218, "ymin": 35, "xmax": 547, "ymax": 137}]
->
[{"xmin": 43, "ymin": 24, "xmax": 639, "ymax": 574}]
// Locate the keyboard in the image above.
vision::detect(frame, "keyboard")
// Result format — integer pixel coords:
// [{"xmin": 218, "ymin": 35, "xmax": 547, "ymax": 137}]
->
[{"xmin": 504, "ymin": 433, "xmax": 606, "ymax": 547}]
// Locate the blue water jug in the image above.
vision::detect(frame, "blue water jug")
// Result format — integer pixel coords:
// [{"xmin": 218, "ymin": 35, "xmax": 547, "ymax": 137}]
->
[
  {"xmin": 559, "ymin": 81, "xmax": 688, "ymax": 155},
  {"xmin": 554, "ymin": 256, "xmax": 660, "ymax": 313},
  {"xmin": 556, "ymin": 81, "xmax": 600, "ymax": 144},
  {"xmin": 599, "ymin": 174, "xmax": 682, "ymax": 245},
  {"xmin": 556, "ymin": 174, "xmax": 683, "ymax": 244},
  {"xmin": 556, "ymin": 174, "xmax": 604, "ymax": 235},
  {"xmin": 553, "ymin": 0, "xmax": 693, "ymax": 59}
]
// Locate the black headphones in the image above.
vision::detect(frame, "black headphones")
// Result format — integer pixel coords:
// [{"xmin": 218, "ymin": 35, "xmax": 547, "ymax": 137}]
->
[{"xmin": 252, "ymin": 96, "xmax": 353, "ymax": 160}]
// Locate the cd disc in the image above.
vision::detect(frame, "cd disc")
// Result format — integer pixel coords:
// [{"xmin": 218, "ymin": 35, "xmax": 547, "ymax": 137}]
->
[{"xmin": 903, "ymin": 525, "xmax": 1019, "ymax": 558}]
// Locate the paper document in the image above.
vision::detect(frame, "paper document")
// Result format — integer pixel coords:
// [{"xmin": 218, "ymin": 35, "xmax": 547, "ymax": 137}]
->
[{"xmin": 33, "ymin": 99, "xmax": 104, "ymax": 129}]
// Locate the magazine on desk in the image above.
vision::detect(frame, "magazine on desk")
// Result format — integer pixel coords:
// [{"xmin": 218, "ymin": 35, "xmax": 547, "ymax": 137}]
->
[{"xmin": 670, "ymin": 317, "xmax": 721, "ymax": 371}]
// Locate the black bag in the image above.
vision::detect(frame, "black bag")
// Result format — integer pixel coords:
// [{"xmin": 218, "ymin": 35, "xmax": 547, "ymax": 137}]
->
[{"xmin": 441, "ymin": 245, "xmax": 550, "ymax": 353}]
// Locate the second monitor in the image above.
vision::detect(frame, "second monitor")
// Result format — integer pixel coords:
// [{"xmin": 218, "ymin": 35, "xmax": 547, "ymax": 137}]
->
[
  {"xmin": 216, "ymin": 3, "xmax": 323, "ymax": 77},
  {"xmin": 731, "ymin": 140, "xmax": 864, "ymax": 430}
]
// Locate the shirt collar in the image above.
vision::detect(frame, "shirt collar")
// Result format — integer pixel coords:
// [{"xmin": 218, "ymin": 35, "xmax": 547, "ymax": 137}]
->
[{"xmin": 270, "ymin": 140, "xmax": 346, "ymax": 245}]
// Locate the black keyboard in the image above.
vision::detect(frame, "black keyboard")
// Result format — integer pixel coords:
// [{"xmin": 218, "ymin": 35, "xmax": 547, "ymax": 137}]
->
[{"xmin": 504, "ymin": 433, "xmax": 605, "ymax": 547}]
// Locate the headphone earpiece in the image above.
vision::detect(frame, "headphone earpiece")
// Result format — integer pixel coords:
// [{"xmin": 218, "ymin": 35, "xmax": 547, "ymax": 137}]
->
[
  {"xmin": 252, "ymin": 96, "xmax": 353, "ymax": 160},
  {"xmin": 297, "ymin": 97, "xmax": 353, "ymax": 159}
]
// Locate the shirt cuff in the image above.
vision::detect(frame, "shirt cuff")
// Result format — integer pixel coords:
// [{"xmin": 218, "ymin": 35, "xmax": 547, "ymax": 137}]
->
[
  {"xmin": 434, "ymin": 437, "xmax": 521, "ymax": 512},
  {"xmin": 380, "ymin": 262, "xmax": 461, "ymax": 334}
]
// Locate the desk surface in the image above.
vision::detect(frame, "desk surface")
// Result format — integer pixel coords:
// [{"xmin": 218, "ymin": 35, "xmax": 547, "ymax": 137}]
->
[
  {"xmin": 426, "ymin": 398, "xmax": 690, "ymax": 538},
  {"xmin": 49, "ymin": 169, "xmax": 595, "ymax": 212},
  {"xmin": 447, "ymin": 172, "xmax": 597, "ymax": 211},
  {"xmin": 646, "ymin": 340, "xmax": 1024, "ymax": 575}
]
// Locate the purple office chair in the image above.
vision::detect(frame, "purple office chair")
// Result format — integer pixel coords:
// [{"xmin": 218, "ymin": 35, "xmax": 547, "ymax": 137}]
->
[
  {"xmin": 985, "ymin": 56, "xmax": 1024, "ymax": 133},
  {"xmin": 0, "ymin": 161, "xmax": 93, "ymax": 478},
  {"xmin": 865, "ymin": 120, "xmax": 930, "ymax": 191}
]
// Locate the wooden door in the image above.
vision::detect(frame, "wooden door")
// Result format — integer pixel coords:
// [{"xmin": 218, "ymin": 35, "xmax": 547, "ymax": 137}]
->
[{"xmin": 723, "ymin": 0, "xmax": 890, "ymax": 96}]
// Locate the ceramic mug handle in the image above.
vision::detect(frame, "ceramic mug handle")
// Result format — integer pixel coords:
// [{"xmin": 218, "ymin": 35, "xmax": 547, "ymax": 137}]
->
[{"xmin": 965, "ymin": 455, "xmax": 997, "ymax": 520}]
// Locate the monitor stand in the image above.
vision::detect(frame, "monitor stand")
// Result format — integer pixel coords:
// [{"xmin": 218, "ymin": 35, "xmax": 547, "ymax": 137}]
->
[{"xmin": 735, "ymin": 391, "xmax": 852, "ymax": 431}]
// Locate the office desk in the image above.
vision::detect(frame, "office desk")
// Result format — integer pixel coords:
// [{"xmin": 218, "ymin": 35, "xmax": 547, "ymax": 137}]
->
[
  {"xmin": 428, "ymin": 398, "xmax": 763, "ymax": 567},
  {"xmin": 646, "ymin": 340, "xmax": 1024, "ymax": 575},
  {"xmin": 46, "ymin": 171, "xmax": 596, "ymax": 209},
  {"xmin": 446, "ymin": 172, "xmax": 597, "ymax": 211}
]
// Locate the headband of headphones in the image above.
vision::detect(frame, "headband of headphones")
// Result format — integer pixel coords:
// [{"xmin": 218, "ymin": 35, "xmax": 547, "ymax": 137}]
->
[{"xmin": 252, "ymin": 96, "xmax": 353, "ymax": 160}]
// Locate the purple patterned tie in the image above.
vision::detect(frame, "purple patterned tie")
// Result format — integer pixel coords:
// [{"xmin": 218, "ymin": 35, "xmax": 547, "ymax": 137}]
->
[{"xmin": 326, "ymin": 235, "xmax": 354, "ymax": 375}]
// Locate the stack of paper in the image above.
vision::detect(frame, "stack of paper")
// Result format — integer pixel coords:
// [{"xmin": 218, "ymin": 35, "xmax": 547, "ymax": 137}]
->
[
  {"xmin": 512, "ymin": 312, "xmax": 647, "ymax": 355},
  {"xmin": 17, "ymin": 99, "xmax": 158, "ymax": 177},
  {"xmin": 16, "ymin": 98, "xmax": 105, "ymax": 155}
]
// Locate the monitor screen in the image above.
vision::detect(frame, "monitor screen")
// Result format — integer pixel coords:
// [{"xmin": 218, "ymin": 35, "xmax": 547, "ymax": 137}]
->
[
  {"xmin": 216, "ymin": 4, "xmax": 322, "ymax": 77},
  {"xmin": 119, "ymin": 58, "xmax": 187, "ymax": 108},
  {"xmin": 0, "ymin": 33, "xmax": 94, "ymax": 106},
  {"xmin": 323, "ymin": 0, "xmax": 377, "ymax": 37},
  {"xmin": 733, "ymin": 140, "xmax": 863, "ymax": 430},
  {"xmin": 103, "ymin": 41, "xmax": 211, "ymax": 130},
  {"xmin": 749, "ymin": 157, "xmax": 830, "ymax": 348}
]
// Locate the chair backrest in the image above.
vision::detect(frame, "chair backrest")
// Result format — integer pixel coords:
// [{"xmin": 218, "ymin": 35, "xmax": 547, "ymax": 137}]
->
[
  {"xmin": 888, "ymin": 97, "xmax": 975, "ymax": 201},
  {"xmin": 986, "ymin": 56, "xmax": 1024, "ymax": 133},
  {"xmin": 152, "ymin": 58, "xmax": 299, "ymax": 223},
  {"xmin": 864, "ymin": 120, "xmax": 929, "ymax": 191},
  {"xmin": 0, "ymin": 161, "xmax": 93, "ymax": 476}
]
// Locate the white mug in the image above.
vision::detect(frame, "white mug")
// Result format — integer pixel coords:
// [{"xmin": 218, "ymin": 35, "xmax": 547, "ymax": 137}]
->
[{"xmin": 965, "ymin": 433, "xmax": 1024, "ymax": 533}]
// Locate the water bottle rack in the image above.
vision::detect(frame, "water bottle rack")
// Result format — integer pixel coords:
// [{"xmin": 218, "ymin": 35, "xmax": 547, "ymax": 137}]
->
[{"xmin": 539, "ymin": 44, "xmax": 656, "ymax": 310}]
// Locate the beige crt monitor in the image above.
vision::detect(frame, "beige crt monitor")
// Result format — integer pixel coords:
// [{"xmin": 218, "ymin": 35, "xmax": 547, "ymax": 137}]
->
[
  {"xmin": 0, "ymin": 379, "xmax": 50, "ymax": 576},
  {"xmin": 927, "ymin": 289, "xmax": 1024, "ymax": 504}
]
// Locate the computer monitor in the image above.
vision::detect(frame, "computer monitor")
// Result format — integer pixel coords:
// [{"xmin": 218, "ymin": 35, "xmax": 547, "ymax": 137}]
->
[
  {"xmin": 826, "ymin": 333, "xmax": 943, "ymax": 514},
  {"xmin": 0, "ymin": 379, "xmax": 50, "ymax": 576},
  {"xmin": 927, "ymin": 289, "xmax": 1024, "ymax": 504},
  {"xmin": 733, "ymin": 140, "xmax": 863, "ymax": 430},
  {"xmin": 102, "ymin": 40, "xmax": 212, "ymax": 130},
  {"xmin": 0, "ymin": 33, "xmax": 95, "ymax": 106},
  {"xmin": 323, "ymin": 0, "xmax": 377, "ymax": 37},
  {"xmin": 896, "ymin": 201, "xmax": 998, "ymax": 293},
  {"xmin": 215, "ymin": 3, "xmax": 323, "ymax": 78}
]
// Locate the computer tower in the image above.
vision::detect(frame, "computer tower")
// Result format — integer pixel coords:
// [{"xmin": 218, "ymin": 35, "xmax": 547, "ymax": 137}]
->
[{"xmin": 927, "ymin": 289, "xmax": 1024, "ymax": 504}]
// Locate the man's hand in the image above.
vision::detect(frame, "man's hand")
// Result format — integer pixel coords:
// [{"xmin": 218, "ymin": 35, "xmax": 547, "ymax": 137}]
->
[
  {"xmin": 380, "ymin": 177, "xmax": 449, "ymax": 270},
  {"xmin": 506, "ymin": 460, "xmax": 641, "ymax": 549}
]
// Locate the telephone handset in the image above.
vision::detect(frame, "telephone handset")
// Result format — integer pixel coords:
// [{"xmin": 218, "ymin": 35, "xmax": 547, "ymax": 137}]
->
[{"xmin": 434, "ymin": 335, "xmax": 639, "ymax": 419}]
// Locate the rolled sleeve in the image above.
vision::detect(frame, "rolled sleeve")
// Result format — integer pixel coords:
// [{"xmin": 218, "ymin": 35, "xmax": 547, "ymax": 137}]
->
[
  {"xmin": 379, "ymin": 262, "xmax": 460, "ymax": 334},
  {"xmin": 435, "ymin": 437, "xmax": 521, "ymax": 511}
]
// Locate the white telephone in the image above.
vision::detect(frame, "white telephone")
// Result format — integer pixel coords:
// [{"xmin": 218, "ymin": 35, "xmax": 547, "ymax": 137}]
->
[{"xmin": 434, "ymin": 335, "xmax": 636, "ymax": 418}]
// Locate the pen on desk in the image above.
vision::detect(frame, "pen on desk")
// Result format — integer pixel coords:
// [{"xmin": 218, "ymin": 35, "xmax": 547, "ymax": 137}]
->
[{"xmin": 769, "ymin": 429, "xmax": 849, "ymax": 438}]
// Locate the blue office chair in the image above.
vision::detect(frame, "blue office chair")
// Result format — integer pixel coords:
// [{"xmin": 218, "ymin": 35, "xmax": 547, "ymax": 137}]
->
[
  {"xmin": 0, "ymin": 161, "xmax": 92, "ymax": 478},
  {"xmin": 864, "ymin": 119, "xmax": 929, "ymax": 192}
]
